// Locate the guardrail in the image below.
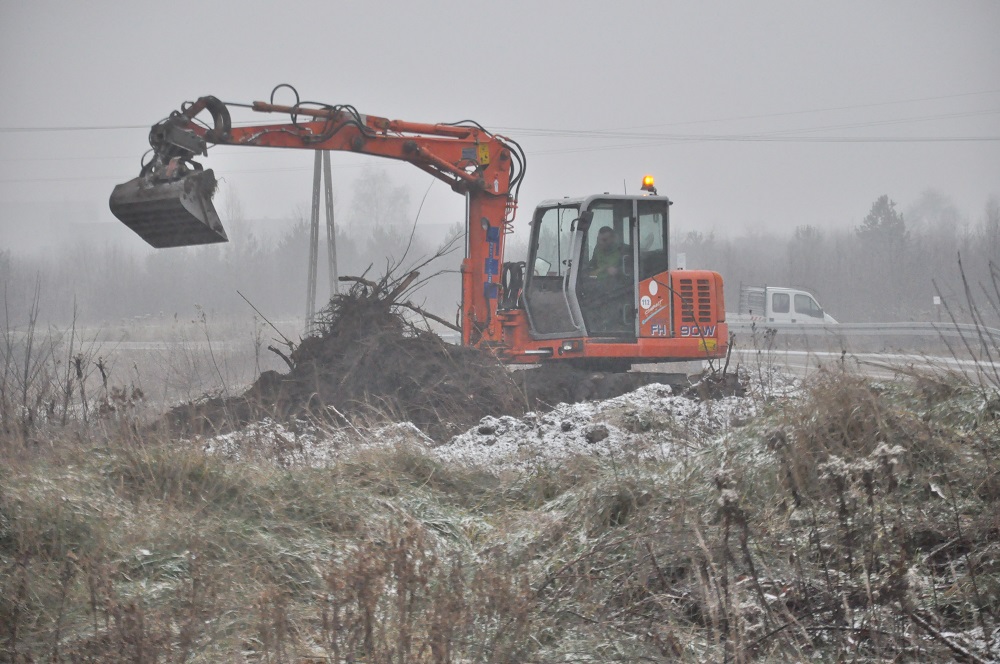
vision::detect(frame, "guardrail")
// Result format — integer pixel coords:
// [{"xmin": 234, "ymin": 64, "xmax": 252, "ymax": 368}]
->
[
  {"xmin": 726, "ymin": 321, "xmax": 1000, "ymax": 345},
  {"xmin": 437, "ymin": 322, "xmax": 1000, "ymax": 350}
]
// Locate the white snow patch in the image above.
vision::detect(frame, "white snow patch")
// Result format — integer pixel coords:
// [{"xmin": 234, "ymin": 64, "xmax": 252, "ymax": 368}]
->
[
  {"xmin": 201, "ymin": 371, "xmax": 796, "ymax": 475},
  {"xmin": 202, "ymin": 418, "xmax": 433, "ymax": 467},
  {"xmin": 433, "ymin": 382, "xmax": 760, "ymax": 474}
]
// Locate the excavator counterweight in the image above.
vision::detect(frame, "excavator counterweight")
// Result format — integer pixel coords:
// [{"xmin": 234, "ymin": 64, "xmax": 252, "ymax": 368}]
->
[{"xmin": 109, "ymin": 169, "xmax": 227, "ymax": 248}]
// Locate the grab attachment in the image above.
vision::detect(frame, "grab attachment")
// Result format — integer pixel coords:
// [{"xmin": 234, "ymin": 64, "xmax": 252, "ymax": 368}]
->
[
  {"xmin": 110, "ymin": 168, "xmax": 227, "ymax": 248},
  {"xmin": 109, "ymin": 96, "xmax": 231, "ymax": 248}
]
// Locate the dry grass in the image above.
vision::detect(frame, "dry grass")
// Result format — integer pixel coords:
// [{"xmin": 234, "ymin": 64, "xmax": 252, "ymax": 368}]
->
[{"xmin": 1, "ymin": 363, "xmax": 998, "ymax": 662}]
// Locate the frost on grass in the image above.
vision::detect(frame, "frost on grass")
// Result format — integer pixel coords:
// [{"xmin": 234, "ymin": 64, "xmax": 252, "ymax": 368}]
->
[
  {"xmin": 201, "ymin": 417, "xmax": 434, "ymax": 467},
  {"xmin": 8, "ymin": 364, "xmax": 1000, "ymax": 663},
  {"xmin": 202, "ymin": 377, "xmax": 765, "ymax": 475}
]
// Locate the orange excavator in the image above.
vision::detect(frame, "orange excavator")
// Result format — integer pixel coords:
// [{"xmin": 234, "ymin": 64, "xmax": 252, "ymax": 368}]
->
[{"xmin": 110, "ymin": 86, "xmax": 727, "ymax": 370}]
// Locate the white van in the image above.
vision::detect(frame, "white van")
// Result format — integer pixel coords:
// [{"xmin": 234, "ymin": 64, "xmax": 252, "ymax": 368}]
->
[{"xmin": 735, "ymin": 286, "xmax": 837, "ymax": 324}]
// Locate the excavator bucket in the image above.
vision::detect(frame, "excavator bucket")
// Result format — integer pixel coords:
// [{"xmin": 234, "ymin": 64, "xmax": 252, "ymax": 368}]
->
[{"xmin": 109, "ymin": 169, "xmax": 228, "ymax": 248}]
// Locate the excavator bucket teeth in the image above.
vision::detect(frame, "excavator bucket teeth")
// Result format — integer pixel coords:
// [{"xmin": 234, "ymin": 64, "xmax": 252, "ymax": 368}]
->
[{"xmin": 109, "ymin": 169, "xmax": 228, "ymax": 248}]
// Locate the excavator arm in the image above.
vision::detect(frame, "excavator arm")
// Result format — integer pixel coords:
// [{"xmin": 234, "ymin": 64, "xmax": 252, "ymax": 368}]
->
[{"xmin": 110, "ymin": 89, "xmax": 526, "ymax": 347}]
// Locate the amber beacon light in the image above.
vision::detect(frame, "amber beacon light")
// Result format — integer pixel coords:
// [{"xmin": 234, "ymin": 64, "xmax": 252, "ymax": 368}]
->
[{"xmin": 640, "ymin": 174, "xmax": 657, "ymax": 194}]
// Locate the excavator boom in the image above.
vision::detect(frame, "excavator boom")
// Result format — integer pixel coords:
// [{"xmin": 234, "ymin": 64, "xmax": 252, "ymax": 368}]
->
[{"xmin": 110, "ymin": 88, "xmax": 524, "ymax": 349}]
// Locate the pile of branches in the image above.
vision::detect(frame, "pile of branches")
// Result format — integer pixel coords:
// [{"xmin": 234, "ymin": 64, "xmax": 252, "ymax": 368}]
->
[{"xmin": 166, "ymin": 270, "xmax": 525, "ymax": 441}]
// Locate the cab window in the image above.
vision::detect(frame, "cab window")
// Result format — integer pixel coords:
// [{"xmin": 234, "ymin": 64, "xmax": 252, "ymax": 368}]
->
[
  {"xmin": 583, "ymin": 200, "xmax": 633, "ymax": 275},
  {"xmin": 772, "ymin": 292, "xmax": 790, "ymax": 314},
  {"xmin": 637, "ymin": 200, "xmax": 669, "ymax": 279},
  {"xmin": 794, "ymin": 293, "xmax": 824, "ymax": 318},
  {"xmin": 532, "ymin": 206, "xmax": 576, "ymax": 277}
]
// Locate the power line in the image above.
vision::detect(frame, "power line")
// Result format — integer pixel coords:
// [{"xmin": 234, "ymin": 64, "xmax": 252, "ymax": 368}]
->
[
  {"xmin": 528, "ymin": 134, "xmax": 1000, "ymax": 158},
  {"xmin": 0, "ymin": 124, "xmax": 149, "ymax": 133},
  {"xmin": 497, "ymin": 109, "xmax": 1000, "ymax": 142},
  {"xmin": 2, "ymin": 88, "xmax": 999, "ymax": 134},
  {"xmin": 0, "ymin": 149, "xmax": 401, "ymax": 163},
  {"xmin": 2, "ymin": 110, "xmax": 997, "ymax": 168},
  {"xmin": 0, "ymin": 118, "xmax": 293, "ymax": 133},
  {"xmin": 2, "ymin": 92, "xmax": 998, "ymax": 183},
  {"xmin": 0, "ymin": 118, "xmax": 278, "ymax": 133},
  {"xmin": 0, "ymin": 161, "xmax": 412, "ymax": 184},
  {"xmin": 0, "ymin": 133, "xmax": 995, "ymax": 184},
  {"xmin": 498, "ymin": 88, "xmax": 1000, "ymax": 135}
]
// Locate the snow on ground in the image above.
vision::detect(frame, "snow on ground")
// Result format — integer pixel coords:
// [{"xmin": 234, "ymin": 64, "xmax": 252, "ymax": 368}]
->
[
  {"xmin": 434, "ymin": 383, "xmax": 758, "ymax": 474},
  {"xmin": 201, "ymin": 370, "xmax": 800, "ymax": 475},
  {"xmin": 202, "ymin": 419, "xmax": 434, "ymax": 467}
]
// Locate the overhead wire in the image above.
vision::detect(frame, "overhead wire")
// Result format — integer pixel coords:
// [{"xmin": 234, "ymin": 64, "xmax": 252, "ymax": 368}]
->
[
  {"xmin": 528, "ymin": 134, "xmax": 1000, "ymax": 158},
  {"xmin": 509, "ymin": 107, "xmax": 1000, "ymax": 155},
  {"xmin": 3, "ymin": 106, "xmax": 998, "ymax": 165},
  {"xmin": 0, "ymin": 161, "xmax": 409, "ymax": 184},
  {"xmin": 496, "ymin": 88, "xmax": 1000, "ymax": 136},
  {"xmin": 4, "ymin": 86, "xmax": 998, "ymax": 134},
  {"xmin": 498, "ymin": 108, "xmax": 1000, "ymax": 142},
  {"xmin": 1, "ymin": 88, "xmax": 996, "ymax": 183}
]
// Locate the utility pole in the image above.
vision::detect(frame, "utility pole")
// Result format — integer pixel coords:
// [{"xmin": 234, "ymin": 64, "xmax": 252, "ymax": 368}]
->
[{"xmin": 305, "ymin": 150, "xmax": 339, "ymax": 331}]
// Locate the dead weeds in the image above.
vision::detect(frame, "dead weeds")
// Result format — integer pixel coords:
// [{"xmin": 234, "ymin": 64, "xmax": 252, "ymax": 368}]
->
[{"xmin": 2, "ymin": 367, "xmax": 999, "ymax": 662}]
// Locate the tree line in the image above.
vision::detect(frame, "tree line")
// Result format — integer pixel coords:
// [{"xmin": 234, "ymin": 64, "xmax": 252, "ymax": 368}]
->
[
  {"xmin": 674, "ymin": 191, "xmax": 999, "ymax": 323},
  {"xmin": 1, "ymin": 167, "xmax": 465, "ymax": 329},
  {"xmin": 2, "ymin": 184, "xmax": 997, "ymax": 328}
]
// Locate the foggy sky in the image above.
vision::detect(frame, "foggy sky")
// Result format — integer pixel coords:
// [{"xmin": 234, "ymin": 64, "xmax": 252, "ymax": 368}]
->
[{"xmin": 1, "ymin": 0, "xmax": 999, "ymax": 251}]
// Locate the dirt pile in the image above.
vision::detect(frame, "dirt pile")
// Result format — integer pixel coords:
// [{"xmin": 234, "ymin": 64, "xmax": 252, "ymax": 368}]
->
[
  {"xmin": 162, "ymin": 274, "xmax": 736, "ymax": 441},
  {"xmin": 164, "ymin": 280, "xmax": 527, "ymax": 440}
]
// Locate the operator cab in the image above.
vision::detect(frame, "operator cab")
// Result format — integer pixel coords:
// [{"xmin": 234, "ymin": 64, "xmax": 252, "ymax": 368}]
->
[{"xmin": 522, "ymin": 193, "xmax": 671, "ymax": 341}]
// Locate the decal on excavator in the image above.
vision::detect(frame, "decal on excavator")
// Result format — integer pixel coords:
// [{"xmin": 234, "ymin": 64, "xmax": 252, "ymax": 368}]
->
[
  {"xmin": 641, "ymin": 303, "xmax": 667, "ymax": 324},
  {"xmin": 680, "ymin": 325, "xmax": 716, "ymax": 337},
  {"xmin": 484, "ymin": 225, "xmax": 501, "ymax": 298}
]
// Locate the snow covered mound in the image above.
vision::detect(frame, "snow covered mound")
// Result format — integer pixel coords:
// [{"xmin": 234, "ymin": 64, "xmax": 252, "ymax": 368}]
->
[
  {"xmin": 201, "ymin": 376, "xmax": 772, "ymax": 476},
  {"xmin": 434, "ymin": 382, "xmax": 759, "ymax": 474}
]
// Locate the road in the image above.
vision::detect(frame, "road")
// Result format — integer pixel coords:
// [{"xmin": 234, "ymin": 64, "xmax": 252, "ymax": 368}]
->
[{"xmin": 726, "ymin": 348, "xmax": 999, "ymax": 383}]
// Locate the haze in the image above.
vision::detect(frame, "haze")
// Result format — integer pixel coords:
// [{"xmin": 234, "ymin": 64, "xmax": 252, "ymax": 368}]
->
[{"xmin": 1, "ymin": 0, "xmax": 999, "ymax": 324}]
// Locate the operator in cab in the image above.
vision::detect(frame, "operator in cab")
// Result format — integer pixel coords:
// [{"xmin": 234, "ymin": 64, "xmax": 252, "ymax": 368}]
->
[{"xmin": 589, "ymin": 226, "xmax": 623, "ymax": 279}]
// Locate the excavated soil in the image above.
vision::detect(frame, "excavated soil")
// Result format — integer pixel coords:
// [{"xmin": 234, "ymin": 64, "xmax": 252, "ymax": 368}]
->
[{"xmin": 162, "ymin": 289, "xmax": 734, "ymax": 442}]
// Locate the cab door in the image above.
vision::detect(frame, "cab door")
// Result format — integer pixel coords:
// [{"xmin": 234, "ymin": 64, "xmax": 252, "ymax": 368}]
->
[
  {"xmin": 635, "ymin": 199, "xmax": 672, "ymax": 337},
  {"xmin": 575, "ymin": 199, "xmax": 637, "ymax": 339},
  {"xmin": 523, "ymin": 205, "xmax": 584, "ymax": 337}
]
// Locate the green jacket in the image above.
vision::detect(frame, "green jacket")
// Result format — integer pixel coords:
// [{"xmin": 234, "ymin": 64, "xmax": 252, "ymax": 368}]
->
[{"xmin": 589, "ymin": 246, "xmax": 623, "ymax": 278}]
